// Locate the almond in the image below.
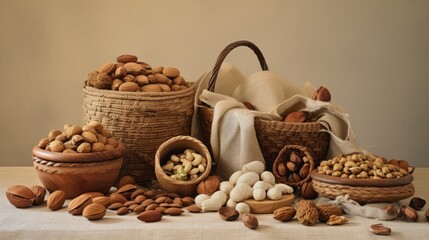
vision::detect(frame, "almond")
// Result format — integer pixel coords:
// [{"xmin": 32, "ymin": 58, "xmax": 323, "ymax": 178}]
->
[
  {"xmin": 172, "ymin": 76, "xmax": 185, "ymax": 85},
  {"xmin": 47, "ymin": 190, "xmax": 66, "ymax": 211},
  {"xmin": 312, "ymin": 86, "xmax": 331, "ymax": 102},
  {"xmin": 83, "ymin": 203, "xmax": 106, "ymax": 220},
  {"xmin": 93, "ymin": 196, "xmax": 110, "ymax": 208},
  {"xmin": 108, "ymin": 202, "xmax": 124, "ymax": 210},
  {"xmin": 6, "ymin": 185, "xmax": 35, "ymax": 208},
  {"xmin": 155, "ymin": 206, "xmax": 167, "ymax": 214},
  {"xmin": 109, "ymin": 193, "xmax": 127, "ymax": 204},
  {"xmin": 134, "ymin": 194, "xmax": 147, "ymax": 204},
  {"xmin": 164, "ymin": 207, "xmax": 184, "ymax": 216},
  {"xmin": 162, "ymin": 67, "xmax": 180, "ymax": 78},
  {"xmin": 137, "ymin": 210, "xmax": 162, "ymax": 222},
  {"xmin": 114, "ymin": 66, "xmax": 127, "ymax": 78},
  {"xmin": 154, "ymin": 73, "xmax": 170, "ymax": 84},
  {"xmin": 242, "ymin": 214, "xmax": 258, "ymax": 229},
  {"xmin": 31, "ymin": 185, "xmax": 46, "ymax": 206},
  {"xmin": 124, "ymin": 62, "xmax": 143, "ymax": 75},
  {"xmin": 123, "ymin": 74, "xmax": 135, "ymax": 82},
  {"xmin": 117, "ymin": 54, "xmax": 138, "ymax": 63},
  {"xmin": 118, "ymin": 175, "xmax": 136, "ymax": 188},
  {"xmin": 146, "ymin": 203, "xmax": 159, "ymax": 211},
  {"xmin": 81, "ymin": 131, "xmax": 97, "ymax": 143},
  {"xmin": 187, "ymin": 205, "xmax": 202, "ymax": 213},
  {"xmin": 99, "ymin": 63, "xmax": 116, "ymax": 75},
  {"xmin": 152, "ymin": 66, "xmax": 164, "ymax": 74},
  {"xmin": 181, "ymin": 197, "xmax": 194, "ymax": 206},
  {"xmin": 117, "ymin": 184, "xmax": 137, "ymax": 198},
  {"xmin": 141, "ymin": 84, "xmax": 162, "ymax": 92},
  {"xmin": 130, "ymin": 189, "xmax": 145, "ymax": 200},
  {"xmin": 111, "ymin": 79, "xmax": 123, "ymax": 90},
  {"xmin": 91, "ymin": 142, "xmax": 105, "ymax": 152},
  {"xmin": 119, "ymin": 82, "xmax": 139, "ymax": 92},
  {"xmin": 68, "ymin": 194, "xmax": 92, "ymax": 215},
  {"xmin": 273, "ymin": 207, "xmax": 296, "ymax": 222},
  {"xmin": 283, "ymin": 111, "xmax": 309, "ymax": 123},
  {"xmin": 159, "ymin": 84, "xmax": 171, "ymax": 92},
  {"xmin": 117, "ymin": 206, "xmax": 130, "ymax": 215},
  {"xmin": 135, "ymin": 75, "xmax": 149, "ymax": 86}
]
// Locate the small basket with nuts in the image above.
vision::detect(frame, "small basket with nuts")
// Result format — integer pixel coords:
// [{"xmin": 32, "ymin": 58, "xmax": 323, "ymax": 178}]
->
[
  {"xmin": 32, "ymin": 121, "xmax": 126, "ymax": 199},
  {"xmin": 154, "ymin": 136, "xmax": 212, "ymax": 197},
  {"xmin": 310, "ymin": 152, "xmax": 415, "ymax": 203},
  {"xmin": 272, "ymin": 145, "xmax": 315, "ymax": 188}
]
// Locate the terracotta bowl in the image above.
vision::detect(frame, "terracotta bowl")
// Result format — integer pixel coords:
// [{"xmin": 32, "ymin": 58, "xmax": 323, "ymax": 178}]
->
[
  {"xmin": 154, "ymin": 136, "xmax": 212, "ymax": 197},
  {"xmin": 32, "ymin": 143, "xmax": 126, "ymax": 199}
]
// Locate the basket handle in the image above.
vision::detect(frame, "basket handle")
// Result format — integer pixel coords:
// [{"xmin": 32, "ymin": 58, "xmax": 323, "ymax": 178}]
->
[{"xmin": 207, "ymin": 40, "xmax": 269, "ymax": 92}]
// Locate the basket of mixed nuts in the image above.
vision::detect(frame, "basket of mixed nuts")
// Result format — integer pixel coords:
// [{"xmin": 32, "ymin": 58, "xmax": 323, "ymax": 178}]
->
[
  {"xmin": 310, "ymin": 152, "xmax": 415, "ymax": 203},
  {"xmin": 197, "ymin": 40, "xmax": 330, "ymax": 170},
  {"xmin": 154, "ymin": 135, "xmax": 212, "ymax": 197},
  {"xmin": 82, "ymin": 54, "xmax": 196, "ymax": 186}
]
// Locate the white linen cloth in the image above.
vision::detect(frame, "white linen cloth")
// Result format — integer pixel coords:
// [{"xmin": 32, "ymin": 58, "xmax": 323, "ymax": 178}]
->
[{"xmin": 192, "ymin": 63, "xmax": 360, "ymax": 179}]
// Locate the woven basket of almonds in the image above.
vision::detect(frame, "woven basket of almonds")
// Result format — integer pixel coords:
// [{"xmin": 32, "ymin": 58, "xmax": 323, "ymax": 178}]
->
[{"xmin": 310, "ymin": 152, "xmax": 415, "ymax": 204}]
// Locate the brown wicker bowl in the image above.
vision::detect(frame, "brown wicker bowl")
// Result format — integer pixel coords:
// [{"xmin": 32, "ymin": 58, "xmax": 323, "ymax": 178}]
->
[
  {"xmin": 272, "ymin": 145, "xmax": 315, "ymax": 188},
  {"xmin": 311, "ymin": 170, "xmax": 415, "ymax": 204},
  {"xmin": 155, "ymin": 136, "xmax": 212, "ymax": 197},
  {"xmin": 32, "ymin": 143, "xmax": 126, "ymax": 199}
]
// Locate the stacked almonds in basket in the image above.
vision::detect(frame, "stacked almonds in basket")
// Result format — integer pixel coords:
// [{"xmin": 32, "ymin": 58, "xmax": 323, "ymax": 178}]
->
[{"xmin": 86, "ymin": 54, "xmax": 189, "ymax": 92}]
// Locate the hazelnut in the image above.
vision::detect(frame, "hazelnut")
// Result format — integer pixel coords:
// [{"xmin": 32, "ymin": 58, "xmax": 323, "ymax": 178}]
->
[{"xmin": 242, "ymin": 214, "xmax": 258, "ymax": 229}]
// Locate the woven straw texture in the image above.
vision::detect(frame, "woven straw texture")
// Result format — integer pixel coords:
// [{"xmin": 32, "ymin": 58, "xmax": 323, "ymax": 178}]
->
[
  {"xmin": 272, "ymin": 144, "xmax": 315, "ymax": 188},
  {"xmin": 198, "ymin": 40, "xmax": 330, "ymax": 171},
  {"xmin": 312, "ymin": 179, "xmax": 415, "ymax": 204},
  {"xmin": 82, "ymin": 84, "xmax": 196, "ymax": 185}
]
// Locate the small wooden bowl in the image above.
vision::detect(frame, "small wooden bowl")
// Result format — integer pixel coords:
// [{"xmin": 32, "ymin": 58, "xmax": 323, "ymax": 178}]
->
[
  {"xmin": 155, "ymin": 136, "xmax": 212, "ymax": 197},
  {"xmin": 311, "ymin": 170, "xmax": 415, "ymax": 204},
  {"xmin": 32, "ymin": 143, "xmax": 126, "ymax": 199}
]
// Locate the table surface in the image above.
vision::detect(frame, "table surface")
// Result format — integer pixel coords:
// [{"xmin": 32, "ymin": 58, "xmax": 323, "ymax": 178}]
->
[{"xmin": 1, "ymin": 167, "xmax": 428, "ymax": 240}]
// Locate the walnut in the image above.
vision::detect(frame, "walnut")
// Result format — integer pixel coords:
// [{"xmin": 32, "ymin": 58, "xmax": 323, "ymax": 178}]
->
[
  {"xmin": 317, "ymin": 204, "xmax": 343, "ymax": 223},
  {"xmin": 296, "ymin": 200, "xmax": 319, "ymax": 226},
  {"xmin": 326, "ymin": 215, "xmax": 348, "ymax": 226}
]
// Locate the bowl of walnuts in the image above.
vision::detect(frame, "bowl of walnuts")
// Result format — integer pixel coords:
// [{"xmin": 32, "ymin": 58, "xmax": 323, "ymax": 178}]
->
[{"xmin": 32, "ymin": 121, "xmax": 125, "ymax": 199}]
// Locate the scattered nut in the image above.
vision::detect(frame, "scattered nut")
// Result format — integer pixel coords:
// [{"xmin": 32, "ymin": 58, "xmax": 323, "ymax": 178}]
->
[
  {"xmin": 47, "ymin": 190, "xmax": 66, "ymax": 211},
  {"xmin": 370, "ymin": 223, "xmax": 391, "ymax": 235},
  {"xmin": 219, "ymin": 207, "xmax": 239, "ymax": 221},
  {"xmin": 6, "ymin": 185, "xmax": 35, "ymax": 208},
  {"xmin": 296, "ymin": 200, "xmax": 319, "ymax": 226},
  {"xmin": 409, "ymin": 197, "xmax": 426, "ymax": 210},
  {"xmin": 326, "ymin": 215, "xmax": 348, "ymax": 225},
  {"xmin": 273, "ymin": 207, "xmax": 296, "ymax": 222},
  {"xmin": 83, "ymin": 203, "xmax": 106, "ymax": 220},
  {"xmin": 242, "ymin": 214, "xmax": 258, "ymax": 229}
]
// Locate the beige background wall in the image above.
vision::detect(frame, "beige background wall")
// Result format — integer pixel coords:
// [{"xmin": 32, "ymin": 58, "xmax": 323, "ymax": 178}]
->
[{"xmin": 0, "ymin": 0, "xmax": 428, "ymax": 167}]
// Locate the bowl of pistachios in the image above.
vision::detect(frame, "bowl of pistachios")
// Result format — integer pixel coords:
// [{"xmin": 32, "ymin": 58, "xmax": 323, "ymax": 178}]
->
[{"xmin": 154, "ymin": 135, "xmax": 212, "ymax": 197}]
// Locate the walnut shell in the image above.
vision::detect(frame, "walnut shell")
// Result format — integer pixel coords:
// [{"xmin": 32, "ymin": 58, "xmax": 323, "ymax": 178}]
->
[{"xmin": 296, "ymin": 200, "xmax": 319, "ymax": 226}]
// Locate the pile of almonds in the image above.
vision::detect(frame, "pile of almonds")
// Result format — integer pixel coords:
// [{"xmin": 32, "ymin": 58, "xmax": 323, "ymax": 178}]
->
[
  {"xmin": 86, "ymin": 54, "xmax": 189, "ymax": 92},
  {"xmin": 38, "ymin": 121, "xmax": 119, "ymax": 153},
  {"xmin": 161, "ymin": 149, "xmax": 208, "ymax": 181},
  {"xmin": 317, "ymin": 153, "xmax": 413, "ymax": 179}
]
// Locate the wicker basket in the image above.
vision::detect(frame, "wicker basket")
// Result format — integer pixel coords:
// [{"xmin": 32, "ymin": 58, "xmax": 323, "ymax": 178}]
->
[
  {"xmin": 82, "ymin": 84, "xmax": 196, "ymax": 186},
  {"xmin": 198, "ymin": 40, "xmax": 330, "ymax": 170},
  {"xmin": 154, "ymin": 135, "xmax": 212, "ymax": 197},
  {"xmin": 272, "ymin": 144, "xmax": 315, "ymax": 188},
  {"xmin": 311, "ymin": 170, "xmax": 415, "ymax": 204}
]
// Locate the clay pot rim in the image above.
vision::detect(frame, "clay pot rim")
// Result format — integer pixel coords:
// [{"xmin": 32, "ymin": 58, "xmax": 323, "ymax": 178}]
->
[{"xmin": 32, "ymin": 143, "xmax": 126, "ymax": 163}]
